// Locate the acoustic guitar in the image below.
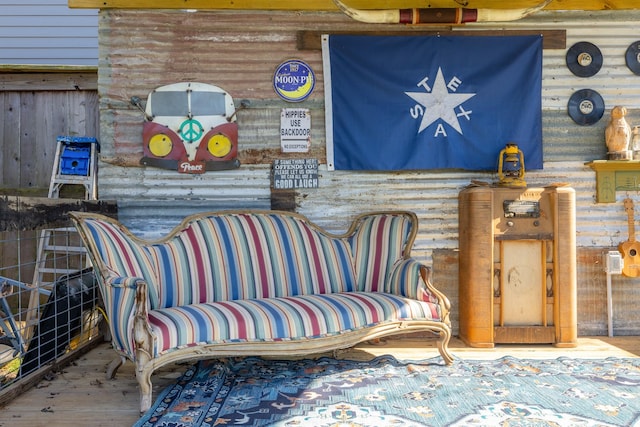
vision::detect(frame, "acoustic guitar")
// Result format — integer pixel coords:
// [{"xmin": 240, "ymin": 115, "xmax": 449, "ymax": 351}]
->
[{"xmin": 619, "ymin": 198, "xmax": 640, "ymax": 277}]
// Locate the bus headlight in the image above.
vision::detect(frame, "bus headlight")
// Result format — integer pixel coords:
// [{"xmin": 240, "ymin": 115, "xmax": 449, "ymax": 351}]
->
[
  {"xmin": 207, "ymin": 133, "xmax": 233, "ymax": 158},
  {"xmin": 148, "ymin": 133, "xmax": 173, "ymax": 157}
]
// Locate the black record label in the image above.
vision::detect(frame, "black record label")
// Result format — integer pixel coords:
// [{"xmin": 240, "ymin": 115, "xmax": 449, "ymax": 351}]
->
[
  {"xmin": 567, "ymin": 89, "xmax": 605, "ymax": 126},
  {"xmin": 626, "ymin": 41, "xmax": 640, "ymax": 75},
  {"xmin": 566, "ymin": 42, "xmax": 603, "ymax": 77}
]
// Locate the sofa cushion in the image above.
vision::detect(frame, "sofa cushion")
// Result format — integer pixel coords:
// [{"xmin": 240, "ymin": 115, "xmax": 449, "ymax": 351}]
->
[
  {"xmin": 148, "ymin": 292, "xmax": 441, "ymax": 356},
  {"xmin": 146, "ymin": 213, "xmax": 358, "ymax": 309},
  {"xmin": 350, "ymin": 213, "xmax": 413, "ymax": 292}
]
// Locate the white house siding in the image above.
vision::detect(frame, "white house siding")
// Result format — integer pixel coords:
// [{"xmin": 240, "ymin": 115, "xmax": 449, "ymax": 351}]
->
[
  {"xmin": 96, "ymin": 9, "xmax": 640, "ymax": 335},
  {"xmin": 0, "ymin": 0, "xmax": 98, "ymax": 66}
]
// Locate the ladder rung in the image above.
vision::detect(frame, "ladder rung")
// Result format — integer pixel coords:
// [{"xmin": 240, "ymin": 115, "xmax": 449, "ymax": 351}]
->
[
  {"xmin": 42, "ymin": 245, "xmax": 86, "ymax": 253},
  {"xmin": 22, "ymin": 287, "xmax": 52, "ymax": 297},
  {"xmin": 46, "ymin": 226, "xmax": 77, "ymax": 233},
  {"xmin": 53, "ymin": 174, "xmax": 93, "ymax": 181},
  {"xmin": 37, "ymin": 267, "xmax": 79, "ymax": 275}
]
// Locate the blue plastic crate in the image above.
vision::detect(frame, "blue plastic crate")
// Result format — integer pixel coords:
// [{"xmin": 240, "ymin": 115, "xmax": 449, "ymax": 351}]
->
[
  {"xmin": 57, "ymin": 136, "xmax": 98, "ymax": 176},
  {"xmin": 60, "ymin": 146, "xmax": 91, "ymax": 176}
]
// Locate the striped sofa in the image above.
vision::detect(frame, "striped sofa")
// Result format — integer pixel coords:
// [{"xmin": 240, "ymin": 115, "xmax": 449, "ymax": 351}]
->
[{"xmin": 70, "ymin": 210, "xmax": 453, "ymax": 412}]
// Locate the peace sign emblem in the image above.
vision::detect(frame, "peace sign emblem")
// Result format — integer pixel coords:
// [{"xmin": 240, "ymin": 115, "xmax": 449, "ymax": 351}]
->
[{"xmin": 180, "ymin": 119, "xmax": 204, "ymax": 143}]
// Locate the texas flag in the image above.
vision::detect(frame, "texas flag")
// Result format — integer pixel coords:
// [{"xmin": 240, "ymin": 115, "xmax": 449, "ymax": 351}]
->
[{"xmin": 322, "ymin": 35, "xmax": 543, "ymax": 171}]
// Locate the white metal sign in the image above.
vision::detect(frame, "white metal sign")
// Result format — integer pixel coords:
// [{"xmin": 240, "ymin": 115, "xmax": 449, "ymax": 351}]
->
[{"xmin": 280, "ymin": 108, "xmax": 310, "ymax": 153}]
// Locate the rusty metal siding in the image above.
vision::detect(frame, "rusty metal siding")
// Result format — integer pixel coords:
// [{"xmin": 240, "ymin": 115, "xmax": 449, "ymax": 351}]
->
[
  {"xmin": 473, "ymin": 11, "xmax": 640, "ymax": 109},
  {"xmin": 101, "ymin": 165, "xmax": 272, "ymax": 238},
  {"xmin": 98, "ymin": 9, "xmax": 640, "ymax": 240},
  {"xmin": 97, "ymin": 9, "xmax": 640, "ymax": 335},
  {"xmin": 296, "ymin": 162, "xmax": 601, "ymax": 258}
]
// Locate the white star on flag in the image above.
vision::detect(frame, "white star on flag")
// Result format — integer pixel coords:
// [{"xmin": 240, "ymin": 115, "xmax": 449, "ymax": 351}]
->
[{"xmin": 405, "ymin": 67, "xmax": 476, "ymax": 134}]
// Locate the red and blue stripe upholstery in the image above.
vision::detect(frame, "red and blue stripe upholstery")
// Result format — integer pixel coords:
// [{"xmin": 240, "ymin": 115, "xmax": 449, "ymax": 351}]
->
[
  {"xmin": 349, "ymin": 213, "xmax": 413, "ymax": 292},
  {"xmin": 72, "ymin": 211, "xmax": 442, "ymax": 359},
  {"xmin": 78, "ymin": 218, "xmax": 157, "ymax": 356},
  {"xmin": 148, "ymin": 292, "xmax": 441, "ymax": 354},
  {"xmin": 145, "ymin": 213, "xmax": 358, "ymax": 309}
]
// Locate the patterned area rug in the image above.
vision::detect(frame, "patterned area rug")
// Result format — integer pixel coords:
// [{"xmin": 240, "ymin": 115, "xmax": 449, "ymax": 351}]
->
[{"xmin": 134, "ymin": 355, "xmax": 640, "ymax": 427}]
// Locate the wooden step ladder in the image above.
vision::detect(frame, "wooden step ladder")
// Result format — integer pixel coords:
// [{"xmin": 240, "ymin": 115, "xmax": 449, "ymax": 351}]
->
[{"xmin": 25, "ymin": 136, "xmax": 99, "ymax": 340}]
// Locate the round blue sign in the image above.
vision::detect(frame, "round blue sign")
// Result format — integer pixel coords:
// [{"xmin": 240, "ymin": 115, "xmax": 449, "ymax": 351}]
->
[{"xmin": 273, "ymin": 60, "xmax": 315, "ymax": 102}]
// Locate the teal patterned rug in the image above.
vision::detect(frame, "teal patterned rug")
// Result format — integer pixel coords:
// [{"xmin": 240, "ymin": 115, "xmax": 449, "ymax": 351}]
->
[{"xmin": 134, "ymin": 354, "xmax": 640, "ymax": 427}]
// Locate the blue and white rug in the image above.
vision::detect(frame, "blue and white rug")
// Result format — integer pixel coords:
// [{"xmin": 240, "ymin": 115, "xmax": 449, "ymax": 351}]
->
[{"xmin": 134, "ymin": 354, "xmax": 640, "ymax": 426}]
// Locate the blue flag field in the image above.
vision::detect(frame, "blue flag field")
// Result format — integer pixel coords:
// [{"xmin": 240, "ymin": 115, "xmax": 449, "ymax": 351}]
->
[{"xmin": 322, "ymin": 35, "xmax": 543, "ymax": 171}]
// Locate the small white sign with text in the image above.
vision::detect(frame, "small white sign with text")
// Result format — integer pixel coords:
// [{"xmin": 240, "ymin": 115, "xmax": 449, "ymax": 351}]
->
[{"xmin": 280, "ymin": 108, "xmax": 310, "ymax": 153}]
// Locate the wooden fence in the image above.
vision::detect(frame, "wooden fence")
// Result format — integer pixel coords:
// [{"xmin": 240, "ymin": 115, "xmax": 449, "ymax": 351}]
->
[
  {"xmin": 0, "ymin": 67, "xmax": 99, "ymax": 192},
  {"xmin": 0, "ymin": 67, "xmax": 99, "ymax": 281},
  {"xmin": 0, "ymin": 69, "xmax": 105, "ymax": 402}
]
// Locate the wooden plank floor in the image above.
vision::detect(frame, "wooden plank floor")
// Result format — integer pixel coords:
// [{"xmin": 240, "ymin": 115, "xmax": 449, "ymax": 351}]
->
[{"xmin": 1, "ymin": 336, "xmax": 638, "ymax": 427}]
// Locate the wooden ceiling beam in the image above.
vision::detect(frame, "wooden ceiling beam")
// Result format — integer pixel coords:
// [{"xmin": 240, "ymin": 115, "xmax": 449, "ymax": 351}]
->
[
  {"xmin": 68, "ymin": 0, "xmax": 640, "ymax": 11},
  {"xmin": 298, "ymin": 29, "xmax": 566, "ymax": 50}
]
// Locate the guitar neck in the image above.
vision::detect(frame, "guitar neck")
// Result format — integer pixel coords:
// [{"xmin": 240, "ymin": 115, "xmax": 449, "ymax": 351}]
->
[{"xmin": 625, "ymin": 198, "xmax": 636, "ymax": 242}]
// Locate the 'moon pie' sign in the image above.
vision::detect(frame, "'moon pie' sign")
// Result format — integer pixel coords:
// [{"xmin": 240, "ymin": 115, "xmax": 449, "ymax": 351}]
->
[{"xmin": 273, "ymin": 60, "xmax": 315, "ymax": 102}]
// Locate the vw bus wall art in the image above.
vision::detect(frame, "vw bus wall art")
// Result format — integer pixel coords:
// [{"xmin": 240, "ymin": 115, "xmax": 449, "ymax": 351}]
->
[{"xmin": 140, "ymin": 82, "xmax": 241, "ymax": 174}]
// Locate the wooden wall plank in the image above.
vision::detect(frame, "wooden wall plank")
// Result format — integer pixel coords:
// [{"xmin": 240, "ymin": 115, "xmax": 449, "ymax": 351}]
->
[
  {"xmin": 0, "ymin": 93, "xmax": 4, "ymax": 178},
  {"xmin": 20, "ymin": 91, "xmax": 38, "ymax": 189},
  {"xmin": 0, "ymin": 73, "xmax": 98, "ymax": 91},
  {"xmin": 69, "ymin": 91, "xmax": 89, "ymax": 136},
  {"xmin": 67, "ymin": 0, "xmax": 640, "ymax": 11},
  {"xmin": 34, "ymin": 93, "xmax": 60, "ymax": 187},
  {"xmin": 84, "ymin": 90, "xmax": 99, "ymax": 140},
  {"xmin": 2, "ymin": 93, "xmax": 21, "ymax": 188},
  {"xmin": 298, "ymin": 29, "xmax": 567, "ymax": 50}
]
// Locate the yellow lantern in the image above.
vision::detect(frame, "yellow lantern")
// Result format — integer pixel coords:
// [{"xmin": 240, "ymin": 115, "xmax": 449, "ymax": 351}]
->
[{"xmin": 497, "ymin": 143, "xmax": 526, "ymax": 188}]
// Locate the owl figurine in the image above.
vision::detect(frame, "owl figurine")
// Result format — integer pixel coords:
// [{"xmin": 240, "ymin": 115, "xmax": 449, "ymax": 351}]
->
[{"xmin": 605, "ymin": 105, "xmax": 632, "ymax": 155}]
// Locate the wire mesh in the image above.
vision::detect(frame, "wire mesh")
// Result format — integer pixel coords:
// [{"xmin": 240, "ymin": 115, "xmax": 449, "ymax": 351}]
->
[{"xmin": 0, "ymin": 226, "xmax": 102, "ymax": 393}]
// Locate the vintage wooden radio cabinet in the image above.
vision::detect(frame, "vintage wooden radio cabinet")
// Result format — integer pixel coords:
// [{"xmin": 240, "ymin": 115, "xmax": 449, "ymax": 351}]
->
[{"xmin": 458, "ymin": 185, "xmax": 577, "ymax": 348}]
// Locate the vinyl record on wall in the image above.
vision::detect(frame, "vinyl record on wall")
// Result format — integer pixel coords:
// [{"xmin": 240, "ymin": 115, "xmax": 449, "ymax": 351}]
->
[
  {"xmin": 626, "ymin": 41, "xmax": 640, "ymax": 75},
  {"xmin": 567, "ymin": 89, "xmax": 605, "ymax": 126},
  {"xmin": 566, "ymin": 42, "xmax": 603, "ymax": 77}
]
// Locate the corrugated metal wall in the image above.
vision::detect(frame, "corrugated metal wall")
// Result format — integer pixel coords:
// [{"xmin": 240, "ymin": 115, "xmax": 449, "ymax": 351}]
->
[
  {"xmin": 97, "ymin": 9, "xmax": 640, "ymax": 335},
  {"xmin": 0, "ymin": 0, "xmax": 98, "ymax": 66}
]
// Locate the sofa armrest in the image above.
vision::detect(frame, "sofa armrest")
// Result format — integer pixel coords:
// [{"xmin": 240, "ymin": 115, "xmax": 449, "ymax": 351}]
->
[
  {"xmin": 386, "ymin": 258, "xmax": 451, "ymax": 325},
  {"xmin": 103, "ymin": 276, "xmax": 153, "ymax": 360}
]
